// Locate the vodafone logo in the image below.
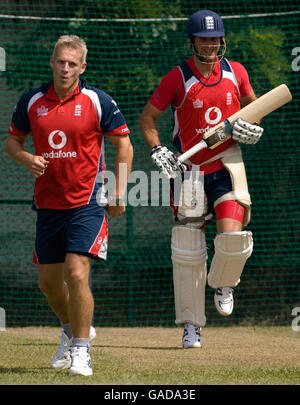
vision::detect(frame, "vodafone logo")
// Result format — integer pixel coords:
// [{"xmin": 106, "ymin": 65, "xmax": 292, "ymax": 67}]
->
[
  {"xmin": 205, "ymin": 107, "xmax": 222, "ymax": 125},
  {"xmin": 41, "ymin": 130, "xmax": 77, "ymax": 159},
  {"xmin": 48, "ymin": 130, "xmax": 67, "ymax": 150}
]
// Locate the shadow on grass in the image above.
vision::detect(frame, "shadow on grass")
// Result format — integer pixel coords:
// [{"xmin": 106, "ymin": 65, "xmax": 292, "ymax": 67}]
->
[
  {"xmin": 0, "ymin": 366, "xmax": 51, "ymax": 374},
  {"xmin": 10, "ymin": 342, "xmax": 58, "ymax": 346},
  {"xmin": 93, "ymin": 344, "xmax": 182, "ymax": 350},
  {"xmin": 10, "ymin": 342, "xmax": 183, "ymax": 350}
]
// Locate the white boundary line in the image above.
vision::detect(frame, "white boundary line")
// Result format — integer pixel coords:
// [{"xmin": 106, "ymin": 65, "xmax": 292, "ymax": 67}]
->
[{"xmin": 0, "ymin": 10, "xmax": 299, "ymax": 22}]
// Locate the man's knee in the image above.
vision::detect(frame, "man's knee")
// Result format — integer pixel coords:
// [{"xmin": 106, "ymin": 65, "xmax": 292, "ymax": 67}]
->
[
  {"xmin": 65, "ymin": 253, "xmax": 91, "ymax": 287},
  {"xmin": 38, "ymin": 277, "xmax": 56, "ymax": 296},
  {"xmin": 38, "ymin": 263, "xmax": 64, "ymax": 296}
]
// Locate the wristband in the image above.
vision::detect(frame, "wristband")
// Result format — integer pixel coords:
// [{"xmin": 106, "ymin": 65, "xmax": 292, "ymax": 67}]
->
[{"xmin": 150, "ymin": 145, "xmax": 162, "ymax": 156}]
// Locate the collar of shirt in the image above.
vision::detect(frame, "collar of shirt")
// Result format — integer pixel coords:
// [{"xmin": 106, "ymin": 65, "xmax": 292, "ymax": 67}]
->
[{"xmin": 44, "ymin": 81, "xmax": 81, "ymax": 103}]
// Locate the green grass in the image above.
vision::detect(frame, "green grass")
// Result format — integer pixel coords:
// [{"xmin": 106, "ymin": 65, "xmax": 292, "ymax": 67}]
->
[{"xmin": 0, "ymin": 326, "xmax": 299, "ymax": 385}]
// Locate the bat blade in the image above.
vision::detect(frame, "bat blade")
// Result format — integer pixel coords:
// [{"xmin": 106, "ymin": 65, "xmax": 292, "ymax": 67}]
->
[{"xmin": 178, "ymin": 84, "xmax": 292, "ymax": 163}]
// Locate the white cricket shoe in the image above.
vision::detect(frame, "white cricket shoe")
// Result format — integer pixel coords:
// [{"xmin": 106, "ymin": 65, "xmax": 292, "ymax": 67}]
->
[
  {"xmin": 214, "ymin": 287, "xmax": 234, "ymax": 316},
  {"xmin": 50, "ymin": 326, "xmax": 96, "ymax": 370},
  {"xmin": 182, "ymin": 323, "xmax": 202, "ymax": 349},
  {"xmin": 50, "ymin": 331, "xmax": 72, "ymax": 369},
  {"xmin": 69, "ymin": 345, "xmax": 93, "ymax": 376}
]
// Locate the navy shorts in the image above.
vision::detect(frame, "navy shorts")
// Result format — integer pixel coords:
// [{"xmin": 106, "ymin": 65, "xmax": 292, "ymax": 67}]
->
[
  {"xmin": 170, "ymin": 167, "xmax": 233, "ymax": 218},
  {"xmin": 204, "ymin": 168, "xmax": 233, "ymax": 215},
  {"xmin": 33, "ymin": 204, "xmax": 108, "ymax": 264}
]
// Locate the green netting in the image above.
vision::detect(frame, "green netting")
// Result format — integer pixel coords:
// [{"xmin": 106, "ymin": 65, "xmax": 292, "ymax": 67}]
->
[{"xmin": 0, "ymin": 1, "xmax": 299, "ymax": 327}]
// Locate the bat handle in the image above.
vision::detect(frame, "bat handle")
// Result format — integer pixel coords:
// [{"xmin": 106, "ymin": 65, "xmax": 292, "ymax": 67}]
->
[{"xmin": 177, "ymin": 140, "xmax": 208, "ymax": 163}]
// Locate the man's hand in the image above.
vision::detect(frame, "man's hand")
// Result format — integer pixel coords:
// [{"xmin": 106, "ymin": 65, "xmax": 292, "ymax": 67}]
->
[
  {"xmin": 150, "ymin": 145, "xmax": 187, "ymax": 179},
  {"xmin": 6, "ymin": 134, "xmax": 49, "ymax": 178},
  {"xmin": 232, "ymin": 118, "xmax": 264, "ymax": 145},
  {"xmin": 106, "ymin": 197, "xmax": 126, "ymax": 217},
  {"xmin": 28, "ymin": 156, "xmax": 49, "ymax": 178}
]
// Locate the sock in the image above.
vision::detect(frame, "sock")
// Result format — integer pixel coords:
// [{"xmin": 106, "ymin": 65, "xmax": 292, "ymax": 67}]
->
[
  {"xmin": 73, "ymin": 338, "xmax": 90, "ymax": 348},
  {"xmin": 61, "ymin": 322, "xmax": 72, "ymax": 339}
]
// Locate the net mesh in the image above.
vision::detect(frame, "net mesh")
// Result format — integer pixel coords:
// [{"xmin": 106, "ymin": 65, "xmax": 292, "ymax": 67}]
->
[{"xmin": 0, "ymin": 0, "xmax": 299, "ymax": 327}]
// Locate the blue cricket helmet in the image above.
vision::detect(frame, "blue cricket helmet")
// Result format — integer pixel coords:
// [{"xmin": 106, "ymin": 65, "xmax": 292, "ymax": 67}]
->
[{"xmin": 186, "ymin": 10, "xmax": 225, "ymax": 38}]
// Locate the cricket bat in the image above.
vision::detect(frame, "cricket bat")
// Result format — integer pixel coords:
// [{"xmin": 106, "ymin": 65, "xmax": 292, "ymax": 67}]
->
[{"xmin": 177, "ymin": 84, "xmax": 292, "ymax": 163}]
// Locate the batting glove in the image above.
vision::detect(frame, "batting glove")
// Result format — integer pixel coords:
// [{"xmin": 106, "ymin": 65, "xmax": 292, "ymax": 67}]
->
[
  {"xmin": 150, "ymin": 145, "xmax": 187, "ymax": 179},
  {"xmin": 232, "ymin": 118, "xmax": 264, "ymax": 145}
]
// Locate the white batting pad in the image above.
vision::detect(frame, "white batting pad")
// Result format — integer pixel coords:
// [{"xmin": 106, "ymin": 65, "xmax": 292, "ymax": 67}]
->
[
  {"xmin": 171, "ymin": 225, "xmax": 207, "ymax": 327},
  {"xmin": 207, "ymin": 231, "xmax": 253, "ymax": 289}
]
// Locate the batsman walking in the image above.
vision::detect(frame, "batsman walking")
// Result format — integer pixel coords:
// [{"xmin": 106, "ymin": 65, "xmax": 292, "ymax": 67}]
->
[
  {"xmin": 139, "ymin": 10, "xmax": 263, "ymax": 348},
  {"xmin": 6, "ymin": 35, "xmax": 133, "ymax": 374}
]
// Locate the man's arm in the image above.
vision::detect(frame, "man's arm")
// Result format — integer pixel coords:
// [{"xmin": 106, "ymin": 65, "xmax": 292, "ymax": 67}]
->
[
  {"xmin": 5, "ymin": 134, "xmax": 49, "ymax": 178},
  {"xmin": 139, "ymin": 102, "xmax": 186, "ymax": 179},
  {"xmin": 106, "ymin": 134, "xmax": 133, "ymax": 217},
  {"xmin": 139, "ymin": 102, "xmax": 163, "ymax": 148},
  {"xmin": 240, "ymin": 89, "xmax": 263, "ymax": 123},
  {"xmin": 230, "ymin": 89, "xmax": 263, "ymax": 145},
  {"xmin": 240, "ymin": 89, "xmax": 257, "ymax": 106}
]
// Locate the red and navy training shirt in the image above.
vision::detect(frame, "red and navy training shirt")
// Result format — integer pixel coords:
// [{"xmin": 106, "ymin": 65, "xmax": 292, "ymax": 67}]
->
[
  {"xmin": 149, "ymin": 57, "xmax": 253, "ymax": 172},
  {"xmin": 9, "ymin": 79, "xmax": 130, "ymax": 209}
]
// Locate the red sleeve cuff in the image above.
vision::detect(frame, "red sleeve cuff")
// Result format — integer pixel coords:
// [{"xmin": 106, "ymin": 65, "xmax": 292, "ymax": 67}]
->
[
  {"xmin": 106, "ymin": 123, "xmax": 130, "ymax": 136},
  {"xmin": 9, "ymin": 122, "xmax": 29, "ymax": 136}
]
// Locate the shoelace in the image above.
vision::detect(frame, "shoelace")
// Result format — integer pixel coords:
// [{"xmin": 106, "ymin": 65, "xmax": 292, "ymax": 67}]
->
[{"xmin": 71, "ymin": 346, "xmax": 90, "ymax": 364}]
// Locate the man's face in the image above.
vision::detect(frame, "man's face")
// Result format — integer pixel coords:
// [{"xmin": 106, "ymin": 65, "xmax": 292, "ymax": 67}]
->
[
  {"xmin": 194, "ymin": 36, "xmax": 221, "ymax": 63},
  {"xmin": 50, "ymin": 46, "xmax": 86, "ymax": 92}
]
